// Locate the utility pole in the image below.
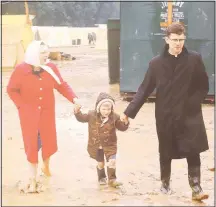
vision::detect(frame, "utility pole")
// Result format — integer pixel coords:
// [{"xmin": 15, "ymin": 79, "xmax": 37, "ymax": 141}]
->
[
  {"xmin": 160, "ymin": 1, "xmax": 173, "ymax": 27},
  {"xmin": 24, "ymin": 0, "xmax": 31, "ymax": 25},
  {"xmin": 167, "ymin": 1, "xmax": 173, "ymax": 26}
]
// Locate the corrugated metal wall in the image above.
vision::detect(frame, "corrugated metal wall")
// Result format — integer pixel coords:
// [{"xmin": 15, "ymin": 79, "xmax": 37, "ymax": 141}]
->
[{"xmin": 120, "ymin": 1, "xmax": 215, "ymax": 96}]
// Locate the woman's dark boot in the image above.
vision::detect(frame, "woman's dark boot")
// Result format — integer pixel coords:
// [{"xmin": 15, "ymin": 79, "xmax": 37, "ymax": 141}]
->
[
  {"xmin": 107, "ymin": 167, "xmax": 122, "ymax": 188},
  {"xmin": 188, "ymin": 166, "xmax": 209, "ymax": 201},
  {"xmin": 96, "ymin": 167, "xmax": 107, "ymax": 185}
]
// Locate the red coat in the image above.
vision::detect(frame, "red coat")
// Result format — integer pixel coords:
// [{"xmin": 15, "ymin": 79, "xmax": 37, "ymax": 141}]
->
[{"xmin": 7, "ymin": 62, "xmax": 77, "ymax": 163}]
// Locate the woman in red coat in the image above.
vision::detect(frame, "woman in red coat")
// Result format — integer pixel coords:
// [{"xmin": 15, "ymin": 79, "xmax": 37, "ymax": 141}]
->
[{"xmin": 7, "ymin": 40, "xmax": 80, "ymax": 192}]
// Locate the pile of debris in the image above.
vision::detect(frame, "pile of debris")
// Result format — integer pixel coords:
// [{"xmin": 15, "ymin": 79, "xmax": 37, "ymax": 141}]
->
[{"xmin": 49, "ymin": 52, "xmax": 76, "ymax": 61}]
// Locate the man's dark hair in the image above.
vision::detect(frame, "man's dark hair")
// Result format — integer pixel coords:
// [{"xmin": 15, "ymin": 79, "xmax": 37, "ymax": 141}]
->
[{"xmin": 165, "ymin": 22, "xmax": 186, "ymax": 36}]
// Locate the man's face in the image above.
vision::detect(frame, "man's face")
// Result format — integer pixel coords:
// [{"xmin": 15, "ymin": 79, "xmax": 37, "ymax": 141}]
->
[{"xmin": 165, "ymin": 33, "xmax": 186, "ymax": 55}]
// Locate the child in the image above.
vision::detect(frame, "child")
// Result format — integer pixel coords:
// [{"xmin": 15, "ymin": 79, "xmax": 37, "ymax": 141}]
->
[{"xmin": 74, "ymin": 92, "xmax": 129, "ymax": 187}]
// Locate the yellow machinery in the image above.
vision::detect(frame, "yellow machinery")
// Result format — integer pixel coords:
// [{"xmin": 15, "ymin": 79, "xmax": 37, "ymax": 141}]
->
[{"xmin": 2, "ymin": 1, "xmax": 35, "ymax": 71}]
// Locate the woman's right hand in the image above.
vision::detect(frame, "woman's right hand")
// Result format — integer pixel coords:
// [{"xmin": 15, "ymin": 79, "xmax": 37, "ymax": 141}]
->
[{"xmin": 74, "ymin": 103, "xmax": 81, "ymax": 114}]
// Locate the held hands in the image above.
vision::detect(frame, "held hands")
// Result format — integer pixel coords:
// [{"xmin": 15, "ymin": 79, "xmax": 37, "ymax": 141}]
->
[
  {"xmin": 120, "ymin": 113, "xmax": 129, "ymax": 125},
  {"xmin": 73, "ymin": 98, "xmax": 82, "ymax": 114},
  {"xmin": 74, "ymin": 104, "xmax": 81, "ymax": 114}
]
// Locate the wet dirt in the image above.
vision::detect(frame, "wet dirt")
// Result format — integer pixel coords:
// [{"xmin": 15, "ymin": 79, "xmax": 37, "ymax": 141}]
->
[{"xmin": 2, "ymin": 46, "xmax": 214, "ymax": 206}]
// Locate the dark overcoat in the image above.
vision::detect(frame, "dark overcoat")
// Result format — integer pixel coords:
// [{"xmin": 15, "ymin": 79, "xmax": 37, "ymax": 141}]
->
[{"xmin": 124, "ymin": 45, "xmax": 209, "ymax": 159}]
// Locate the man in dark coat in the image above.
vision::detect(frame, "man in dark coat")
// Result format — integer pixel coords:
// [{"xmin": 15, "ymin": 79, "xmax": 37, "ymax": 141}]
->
[{"xmin": 121, "ymin": 23, "xmax": 209, "ymax": 201}]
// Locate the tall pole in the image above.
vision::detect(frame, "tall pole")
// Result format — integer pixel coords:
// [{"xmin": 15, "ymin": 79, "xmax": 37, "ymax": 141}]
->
[
  {"xmin": 160, "ymin": 1, "xmax": 173, "ymax": 28},
  {"xmin": 24, "ymin": 0, "xmax": 31, "ymax": 25},
  {"xmin": 167, "ymin": 1, "xmax": 173, "ymax": 26}
]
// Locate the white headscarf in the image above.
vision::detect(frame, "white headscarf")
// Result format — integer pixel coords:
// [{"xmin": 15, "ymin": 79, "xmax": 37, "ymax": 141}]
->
[{"xmin": 24, "ymin": 40, "xmax": 61, "ymax": 84}]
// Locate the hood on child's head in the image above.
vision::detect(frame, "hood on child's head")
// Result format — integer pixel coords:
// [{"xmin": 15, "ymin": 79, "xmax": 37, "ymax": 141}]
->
[{"xmin": 95, "ymin": 92, "xmax": 115, "ymax": 113}]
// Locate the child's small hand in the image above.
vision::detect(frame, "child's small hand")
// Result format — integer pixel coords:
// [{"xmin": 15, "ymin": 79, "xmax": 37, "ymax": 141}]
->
[
  {"xmin": 120, "ymin": 113, "xmax": 129, "ymax": 125},
  {"xmin": 74, "ymin": 103, "xmax": 81, "ymax": 114},
  {"xmin": 123, "ymin": 119, "xmax": 129, "ymax": 125}
]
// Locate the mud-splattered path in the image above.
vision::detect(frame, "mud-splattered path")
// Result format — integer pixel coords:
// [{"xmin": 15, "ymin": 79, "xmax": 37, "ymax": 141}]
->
[{"xmin": 2, "ymin": 46, "xmax": 214, "ymax": 206}]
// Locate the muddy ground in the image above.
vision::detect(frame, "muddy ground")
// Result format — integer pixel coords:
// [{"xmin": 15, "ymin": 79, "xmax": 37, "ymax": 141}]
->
[{"xmin": 2, "ymin": 46, "xmax": 215, "ymax": 206}]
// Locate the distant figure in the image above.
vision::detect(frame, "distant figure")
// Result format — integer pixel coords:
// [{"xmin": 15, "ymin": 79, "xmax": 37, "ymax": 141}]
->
[
  {"xmin": 88, "ymin": 33, "xmax": 93, "ymax": 45},
  {"xmin": 88, "ymin": 32, "xmax": 97, "ymax": 45},
  {"xmin": 92, "ymin": 32, "xmax": 97, "ymax": 45}
]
